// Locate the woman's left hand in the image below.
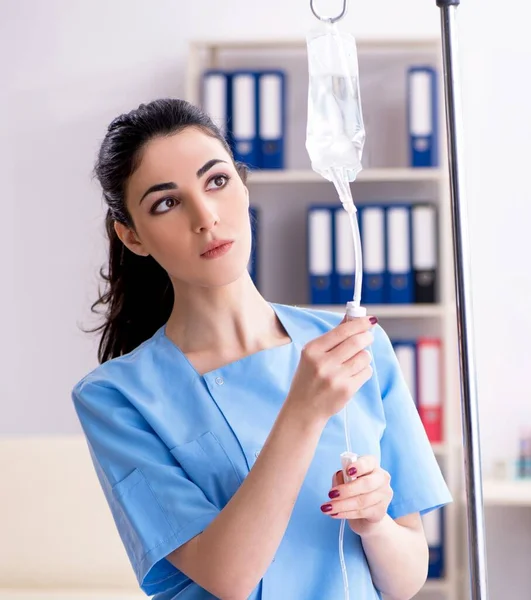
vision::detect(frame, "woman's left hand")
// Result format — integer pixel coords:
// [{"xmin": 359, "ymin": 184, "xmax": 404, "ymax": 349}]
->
[{"xmin": 320, "ymin": 455, "xmax": 394, "ymax": 537}]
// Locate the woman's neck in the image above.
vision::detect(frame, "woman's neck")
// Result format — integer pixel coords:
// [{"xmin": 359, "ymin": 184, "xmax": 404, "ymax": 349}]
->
[{"xmin": 165, "ymin": 276, "xmax": 290, "ymax": 357}]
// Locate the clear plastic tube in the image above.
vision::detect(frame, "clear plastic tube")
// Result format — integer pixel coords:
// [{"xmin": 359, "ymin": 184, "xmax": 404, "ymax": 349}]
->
[
  {"xmin": 329, "ymin": 168, "xmax": 371, "ymax": 600},
  {"xmin": 305, "ymin": 19, "xmax": 367, "ymax": 599},
  {"xmin": 340, "ymin": 387, "xmax": 352, "ymax": 600},
  {"xmin": 340, "ymin": 303, "xmax": 374, "ymax": 600},
  {"xmin": 329, "ymin": 167, "xmax": 363, "ymax": 308},
  {"xmin": 339, "ymin": 519, "xmax": 349, "ymax": 599}
]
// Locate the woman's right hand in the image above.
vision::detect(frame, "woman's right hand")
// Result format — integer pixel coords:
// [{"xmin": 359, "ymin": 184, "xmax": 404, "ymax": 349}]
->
[{"xmin": 286, "ymin": 315, "xmax": 377, "ymax": 424}]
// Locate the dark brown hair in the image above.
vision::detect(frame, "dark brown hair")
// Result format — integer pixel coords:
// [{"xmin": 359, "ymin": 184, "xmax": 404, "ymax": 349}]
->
[{"xmin": 85, "ymin": 98, "xmax": 248, "ymax": 364}]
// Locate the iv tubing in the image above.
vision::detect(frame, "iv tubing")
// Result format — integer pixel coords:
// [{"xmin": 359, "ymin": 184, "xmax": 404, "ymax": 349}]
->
[
  {"xmin": 307, "ymin": 4, "xmax": 368, "ymax": 598},
  {"xmin": 330, "ymin": 167, "xmax": 368, "ymax": 600},
  {"xmin": 339, "ymin": 518, "xmax": 349, "ymax": 599},
  {"xmin": 330, "ymin": 167, "xmax": 363, "ymax": 308}
]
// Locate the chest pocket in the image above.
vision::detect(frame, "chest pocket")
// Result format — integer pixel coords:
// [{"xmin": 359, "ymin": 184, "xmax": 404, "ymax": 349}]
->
[{"xmin": 170, "ymin": 431, "xmax": 243, "ymax": 509}]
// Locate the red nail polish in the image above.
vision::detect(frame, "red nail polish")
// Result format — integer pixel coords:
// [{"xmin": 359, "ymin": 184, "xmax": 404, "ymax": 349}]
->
[
  {"xmin": 369, "ymin": 316, "xmax": 378, "ymax": 324},
  {"xmin": 331, "ymin": 513, "xmax": 339, "ymax": 517},
  {"xmin": 321, "ymin": 503, "xmax": 333, "ymax": 512},
  {"xmin": 328, "ymin": 489, "xmax": 340, "ymax": 499},
  {"xmin": 347, "ymin": 467, "xmax": 357, "ymax": 476}
]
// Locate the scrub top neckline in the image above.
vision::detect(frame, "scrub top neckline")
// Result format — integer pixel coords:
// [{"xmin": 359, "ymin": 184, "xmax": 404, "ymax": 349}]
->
[{"xmin": 157, "ymin": 302, "xmax": 297, "ymax": 379}]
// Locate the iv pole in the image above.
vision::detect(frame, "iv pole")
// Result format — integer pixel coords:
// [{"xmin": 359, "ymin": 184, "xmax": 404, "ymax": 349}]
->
[
  {"xmin": 308, "ymin": 1, "xmax": 489, "ymax": 597},
  {"xmin": 436, "ymin": 1, "xmax": 489, "ymax": 599}
]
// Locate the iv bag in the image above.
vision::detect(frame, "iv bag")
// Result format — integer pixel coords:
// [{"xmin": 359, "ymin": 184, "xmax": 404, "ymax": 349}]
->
[{"xmin": 305, "ymin": 23, "xmax": 366, "ymax": 182}]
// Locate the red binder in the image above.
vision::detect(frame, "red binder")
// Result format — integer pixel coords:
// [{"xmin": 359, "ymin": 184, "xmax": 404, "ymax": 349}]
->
[{"xmin": 417, "ymin": 338, "xmax": 443, "ymax": 442}]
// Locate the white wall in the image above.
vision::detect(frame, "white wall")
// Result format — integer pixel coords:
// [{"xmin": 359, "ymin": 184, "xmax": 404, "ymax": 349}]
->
[{"xmin": 2, "ymin": 0, "xmax": 530, "ymax": 597}]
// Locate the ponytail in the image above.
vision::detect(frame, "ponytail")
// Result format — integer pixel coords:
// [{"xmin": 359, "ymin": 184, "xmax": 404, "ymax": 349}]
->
[{"xmin": 86, "ymin": 210, "xmax": 173, "ymax": 363}]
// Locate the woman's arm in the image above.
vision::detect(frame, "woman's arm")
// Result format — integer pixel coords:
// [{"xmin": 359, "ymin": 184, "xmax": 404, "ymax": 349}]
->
[
  {"xmin": 167, "ymin": 402, "xmax": 325, "ymax": 600},
  {"xmin": 325, "ymin": 457, "xmax": 429, "ymax": 600},
  {"xmin": 360, "ymin": 513, "xmax": 429, "ymax": 600}
]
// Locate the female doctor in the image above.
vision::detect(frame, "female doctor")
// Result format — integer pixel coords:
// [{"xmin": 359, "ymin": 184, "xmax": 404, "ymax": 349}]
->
[{"xmin": 73, "ymin": 98, "xmax": 452, "ymax": 600}]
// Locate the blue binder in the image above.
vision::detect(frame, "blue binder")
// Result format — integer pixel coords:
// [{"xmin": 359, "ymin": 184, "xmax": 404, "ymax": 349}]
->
[
  {"xmin": 334, "ymin": 206, "xmax": 357, "ymax": 304},
  {"xmin": 385, "ymin": 204, "xmax": 414, "ymax": 304},
  {"xmin": 407, "ymin": 66, "xmax": 438, "ymax": 167},
  {"xmin": 392, "ymin": 340, "xmax": 417, "ymax": 405},
  {"xmin": 231, "ymin": 70, "xmax": 260, "ymax": 168},
  {"xmin": 308, "ymin": 206, "xmax": 334, "ymax": 305},
  {"xmin": 248, "ymin": 206, "xmax": 259, "ymax": 288},
  {"xmin": 202, "ymin": 70, "xmax": 232, "ymax": 146},
  {"xmin": 360, "ymin": 205, "xmax": 386, "ymax": 304},
  {"xmin": 257, "ymin": 70, "xmax": 286, "ymax": 169},
  {"xmin": 424, "ymin": 508, "xmax": 444, "ymax": 579}
]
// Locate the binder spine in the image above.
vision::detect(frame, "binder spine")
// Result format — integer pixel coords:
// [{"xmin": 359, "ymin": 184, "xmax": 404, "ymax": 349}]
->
[
  {"xmin": 202, "ymin": 70, "xmax": 231, "ymax": 146},
  {"xmin": 407, "ymin": 66, "xmax": 439, "ymax": 168},
  {"xmin": 392, "ymin": 340, "xmax": 417, "ymax": 406},
  {"xmin": 417, "ymin": 337, "xmax": 443, "ymax": 443},
  {"xmin": 248, "ymin": 206, "xmax": 260, "ymax": 288},
  {"xmin": 308, "ymin": 206, "xmax": 334, "ymax": 305},
  {"xmin": 334, "ymin": 207, "xmax": 356, "ymax": 305},
  {"xmin": 258, "ymin": 70, "xmax": 286, "ymax": 169},
  {"xmin": 231, "ymin": 71, "xmax": 260, "ymax": 169},
  {"xmin": 386, "ymin": 205, "xmax": 414, "ymax": 304},
  {"xmin": 412, "ymin": 204, "xmax": 438, "ymax": 303},
  {"xmin": 423, "ymin": 508, "xmax": 444, "ymax": 578},
  {"xmin": 361, "ymin": 205, "xmax": 386, "ymax": 305}
]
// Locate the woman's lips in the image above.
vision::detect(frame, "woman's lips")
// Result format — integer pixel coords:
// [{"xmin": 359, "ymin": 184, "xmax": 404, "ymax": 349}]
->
[{"xmin": 200, "ymin": 241, "xmax": 234, "ymax": 259}]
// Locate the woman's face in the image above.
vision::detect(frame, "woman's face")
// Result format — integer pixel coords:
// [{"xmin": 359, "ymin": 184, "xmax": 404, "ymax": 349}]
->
[{"xmin": 121, "ymin": 127, "xmax": 251, "ymax": 289}]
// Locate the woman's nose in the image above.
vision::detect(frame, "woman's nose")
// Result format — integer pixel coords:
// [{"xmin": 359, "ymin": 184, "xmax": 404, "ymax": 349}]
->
[{"xmin": 189, "ymin": 197, "xmax": 219, "ymax": 233}]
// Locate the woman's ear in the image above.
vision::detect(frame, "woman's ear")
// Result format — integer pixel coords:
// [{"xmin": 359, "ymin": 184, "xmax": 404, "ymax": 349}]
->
[{"xmin": 113, "ymin": 221, "xmax": 149, "ymax": 257}]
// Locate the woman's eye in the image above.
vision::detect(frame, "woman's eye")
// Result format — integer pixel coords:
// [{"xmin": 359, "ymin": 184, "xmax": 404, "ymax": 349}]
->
[
  {"xmin": 152, "ymin": 197, "xmax": 179, "ymax": 214},
  {"xmin": 207, "ymin": 174, "xmax": 229, "ymax": 190}
]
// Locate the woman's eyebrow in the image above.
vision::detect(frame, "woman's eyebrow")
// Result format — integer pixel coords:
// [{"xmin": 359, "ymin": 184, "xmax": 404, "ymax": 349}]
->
[
  {"xmin": 196, "ymin": 158, "xmax": 228, "ymax": 179},
  {"xmin": 139, "ymin": 159, "xmax": 228, "ymax": 204},
  {"xmin": 139, "ymin": 182, "xmax": 177, "ymax": 204}
]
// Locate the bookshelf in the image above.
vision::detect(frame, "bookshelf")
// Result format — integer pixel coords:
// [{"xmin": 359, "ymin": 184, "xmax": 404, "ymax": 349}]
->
[
  {"xmin": 472, "ymin": 480, "xmax": 531, "ymax": 508},
  {"xmin": 186, "ymin": 37, "xmax": 463, "ymax": 599},
  {"xmin": 247, "ymin": 167, "xmax": 446, "ymax": 184}
]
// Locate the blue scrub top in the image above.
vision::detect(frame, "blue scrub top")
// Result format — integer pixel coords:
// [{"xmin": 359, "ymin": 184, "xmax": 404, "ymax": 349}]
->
[{"xmin": 72, "ymin": 303, "xmax": 452, "ymax": 600}]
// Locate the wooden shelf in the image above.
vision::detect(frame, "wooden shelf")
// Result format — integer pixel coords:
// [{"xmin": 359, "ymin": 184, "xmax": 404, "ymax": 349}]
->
[
  {"xmin": 421, "ymin": 579, "xmax": 449, "ymax": 594},
  {"xmin": 300, "ymin": 304, "xmax": 446, "ymax": 319},
  {"xmin": 431, "ymin": 443, "xmax": 449, "ymax": 456},
  {"xmin": 248, "ymin": 168, "xmax": 444, "ymax": 184},
  {"xmin": 480, "ymin": 479, "xmax": 531, "ymax": 507},
  {"xmin": 190, "ymin": 37, "xmax": 441, "ymax": 53}
]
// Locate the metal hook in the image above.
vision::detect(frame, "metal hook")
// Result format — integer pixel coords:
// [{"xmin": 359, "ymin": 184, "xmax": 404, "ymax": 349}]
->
[{"xmin": 310, "ymin": 0, "xmax": 348, "ymax": 24}]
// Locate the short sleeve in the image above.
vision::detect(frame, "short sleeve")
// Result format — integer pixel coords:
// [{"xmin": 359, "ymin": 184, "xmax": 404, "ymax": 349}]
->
[
  {"xmin": 372, "ymin": 326, "xmax": 453, "ymax": 519},
  {"xmin": 72, "ymin": 380, "xmax": 220, "ymax": 596}
]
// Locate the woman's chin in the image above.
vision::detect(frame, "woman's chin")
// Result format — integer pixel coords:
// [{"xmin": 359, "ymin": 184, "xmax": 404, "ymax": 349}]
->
[{"xmin": 197, "ymin": 265, "xmax": 251, "ymax": 289}]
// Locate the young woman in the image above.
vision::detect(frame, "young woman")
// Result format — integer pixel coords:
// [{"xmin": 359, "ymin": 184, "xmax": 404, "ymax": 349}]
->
[{"xmin": 73, "ymin": 98, "xmax": 451, "ymax": 600}]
